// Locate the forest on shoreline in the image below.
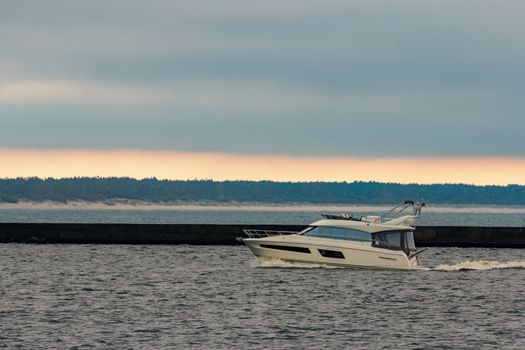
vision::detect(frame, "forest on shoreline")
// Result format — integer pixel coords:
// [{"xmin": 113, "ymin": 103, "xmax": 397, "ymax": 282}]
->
[{"xmin": 0, "ymin": 177, "xmax": 524, "ymax": 205}]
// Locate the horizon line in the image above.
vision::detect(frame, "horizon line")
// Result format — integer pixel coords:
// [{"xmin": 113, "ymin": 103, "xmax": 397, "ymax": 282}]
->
[
  {"xmin": 1, "ymin": 148, "xmax": 525, "ymax": 186},
  {"xmin": 0, "ymin": 176, "xmax": 523, "ymax": 188}
]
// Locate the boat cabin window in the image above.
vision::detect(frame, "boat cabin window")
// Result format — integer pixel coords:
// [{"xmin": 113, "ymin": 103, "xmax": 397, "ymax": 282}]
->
[
  {"xmin": 372, "ymin": 231, "xmax": 416, "ymax": 253},
  {"xmin": 303, "ymin": 226, "xmax": 371, "ymax": 242},
  {"xmin": 405, "ymin": 231, "xmax": 416, "ymax": 251}
]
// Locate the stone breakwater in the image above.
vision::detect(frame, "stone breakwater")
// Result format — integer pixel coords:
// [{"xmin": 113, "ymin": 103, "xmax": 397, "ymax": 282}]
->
[{"xmin": 0, "ymin": 223, "xmax": 524, "ymax": 247}]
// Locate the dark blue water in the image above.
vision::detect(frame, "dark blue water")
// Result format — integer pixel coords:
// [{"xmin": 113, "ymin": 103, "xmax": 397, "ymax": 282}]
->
[{"xmin": 1, "ymin": 244, "xmax": 524, "ymax": 349}]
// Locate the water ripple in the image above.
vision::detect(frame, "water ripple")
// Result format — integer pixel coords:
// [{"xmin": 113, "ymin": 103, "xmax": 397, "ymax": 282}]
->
[{"xmin": 0, "ymin": 244, "xmax": 524, "ymax": 349}]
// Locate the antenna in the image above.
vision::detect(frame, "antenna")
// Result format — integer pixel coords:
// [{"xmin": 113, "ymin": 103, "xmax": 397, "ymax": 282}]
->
[{"xmin": 413, "ymin": 201, "xmax": 426, "ymax": 216}]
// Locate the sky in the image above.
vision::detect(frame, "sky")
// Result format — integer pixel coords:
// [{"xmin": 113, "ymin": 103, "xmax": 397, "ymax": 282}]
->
[{"xmin": 1, "ymin": 1, "xmax": 524, "ymax": 184}]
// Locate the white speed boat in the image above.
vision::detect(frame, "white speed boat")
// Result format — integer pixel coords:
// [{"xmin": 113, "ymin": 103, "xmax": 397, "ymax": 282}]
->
[{"xmin": 241, "ymin": 201, "xmax": 426, "ymax": 270}]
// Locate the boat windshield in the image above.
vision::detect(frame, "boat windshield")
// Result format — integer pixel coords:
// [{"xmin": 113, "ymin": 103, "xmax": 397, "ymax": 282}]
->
[{"xmin": 303, "ymin": 226, "xmax": 371, "ymax": 242}]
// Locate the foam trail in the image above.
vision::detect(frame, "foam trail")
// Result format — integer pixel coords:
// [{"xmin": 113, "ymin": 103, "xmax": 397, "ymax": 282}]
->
[
  {"xmin": 250, "ymin": 258, "xmax": 342, "ymax": 269},
  {"xmin": 433, "ymin": 260, "xmax": 525, "ymax": 271},
  {"xmin": 251, "ymin": 258, "xmax": 525, "ymax": 271}
]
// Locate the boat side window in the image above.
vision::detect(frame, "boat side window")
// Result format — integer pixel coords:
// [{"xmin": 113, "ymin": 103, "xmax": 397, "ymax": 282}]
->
[
  {"xmin": 405, "ymin": 231, "xmax": 416, "ymax": 251},
  {"xmin": 299, "ymin": 226, "xmax": 315, "ymax": 235},
  {"xmin": 386, "ymin": 232, "xmax": 401, "ymax": 247},
  {"xmin": 304, "ymin": 226, "xmax": 371, "ymax": 242},
  {"xmin": 305, "ymin": 227, "xmax": 333, "ymax": 238},
  {"xmin": 343, "ymin": 228, "xmax": 371, "ymax": 242},
  {"xmin": 373, "ymin": 231, "xmax": 403, "ymax": 250}
]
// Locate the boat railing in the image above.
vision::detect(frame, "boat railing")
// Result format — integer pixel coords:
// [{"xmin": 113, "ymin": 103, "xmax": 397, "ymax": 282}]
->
[{"xmin": 242, "ymin": 229, "xmax": 298, "ymax": 238}]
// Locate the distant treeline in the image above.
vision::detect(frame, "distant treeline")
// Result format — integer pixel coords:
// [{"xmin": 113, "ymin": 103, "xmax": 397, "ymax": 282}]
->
[{"xmin": 0, "ymin": 177, "xmax": 524, "ymax": 205}]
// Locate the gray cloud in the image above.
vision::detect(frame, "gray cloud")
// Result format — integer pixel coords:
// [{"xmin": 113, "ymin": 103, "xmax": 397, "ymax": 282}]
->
[{"xmin": 0, "ymin": 0, "xmax": 524, "ymax": 156}]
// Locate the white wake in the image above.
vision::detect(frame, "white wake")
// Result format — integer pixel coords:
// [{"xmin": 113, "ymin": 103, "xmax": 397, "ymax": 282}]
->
[
  {"xmin": 432, "ymin": 260, "xmax": 525, "ymax": 271},
  {"xmin": 250, "ymin": 258, "xmax": 525, "ymax": 271},
  {"xmin": 250, "ymin": 258, "xmax": 342, "ymax": 269}
]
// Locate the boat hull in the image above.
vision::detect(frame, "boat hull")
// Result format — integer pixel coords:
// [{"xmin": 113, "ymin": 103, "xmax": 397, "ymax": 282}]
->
[{"xmin": 242, "ymin": 236, "xmax": 420, "ymax": 270}]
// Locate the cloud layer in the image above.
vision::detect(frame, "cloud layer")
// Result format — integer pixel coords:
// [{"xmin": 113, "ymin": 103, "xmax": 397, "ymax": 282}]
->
[{"xmin": 1, "ymin": 1, "xmax": 524, "ymax": 157}]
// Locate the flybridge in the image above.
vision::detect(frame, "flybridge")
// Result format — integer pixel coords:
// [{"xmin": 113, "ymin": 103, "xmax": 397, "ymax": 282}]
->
[{"xmin": 322, "ymin": 200, "xmax": 426, "ymax": 225}]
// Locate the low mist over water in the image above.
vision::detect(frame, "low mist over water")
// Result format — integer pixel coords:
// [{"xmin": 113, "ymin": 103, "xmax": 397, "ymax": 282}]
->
[{"xmin": 1, "ymin": 205, "xmax": 524, "ymax": 226}]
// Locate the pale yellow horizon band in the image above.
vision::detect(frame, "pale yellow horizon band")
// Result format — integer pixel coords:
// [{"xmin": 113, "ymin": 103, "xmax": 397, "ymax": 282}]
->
[{"xmin": 0, "ymin": 149, "xmax": 524, "ymax": 186}]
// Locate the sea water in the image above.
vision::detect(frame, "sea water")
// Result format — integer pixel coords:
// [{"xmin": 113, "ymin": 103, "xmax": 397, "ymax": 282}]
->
[
  {"xmin": 0, "ymin": 244, "xmax": 524, "ymax": 349},
  {"xmin": 1, "ymin": 206, "xmax": 524, "ymax": 349}
]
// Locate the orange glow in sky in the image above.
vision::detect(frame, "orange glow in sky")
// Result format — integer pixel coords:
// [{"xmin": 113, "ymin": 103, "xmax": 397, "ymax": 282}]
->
[{"xmin": 0, "ymin": 149, "xmax": 524, "ymax": 185}]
